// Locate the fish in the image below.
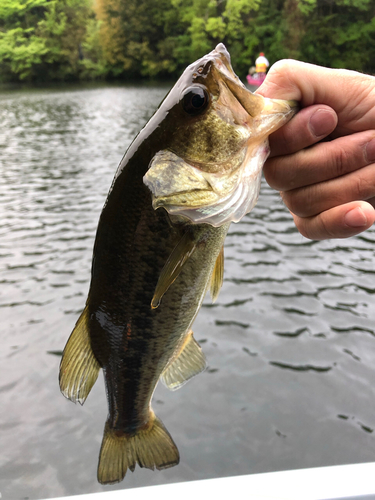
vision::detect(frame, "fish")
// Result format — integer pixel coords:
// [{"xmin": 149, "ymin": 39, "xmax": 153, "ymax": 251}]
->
[{"xmin": 59, "ymin": 43, "xmax": 298, "ymax": 485}]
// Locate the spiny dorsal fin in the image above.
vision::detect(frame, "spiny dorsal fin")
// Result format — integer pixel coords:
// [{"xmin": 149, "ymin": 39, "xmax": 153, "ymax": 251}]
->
[
  {"xmin": 161, "ymin": 330, "xmax": 206, "ymax": 391},
  {"xmin": 59, "ymin": 305, "xmax": 100, "ymax": 405},
  {"xmin": 151, "ymin": 231, "xmax": 196, "ymax": 309},
  {"xmin": 210, "ymin": 245, "xmax": 224, "ymax": 303},
  {"xmin": 97, "ymin": 413, "xmax": 179, "ymax": 484}
]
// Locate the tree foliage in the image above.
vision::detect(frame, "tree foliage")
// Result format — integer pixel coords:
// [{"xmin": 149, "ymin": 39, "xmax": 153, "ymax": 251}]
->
[
  {"xmin": 0, "ymin": 0, "xmax": 95, "ymax": 81},
  {"xmin": 0, "ymin": 0, "xmax": 374, "ymax": 82}
]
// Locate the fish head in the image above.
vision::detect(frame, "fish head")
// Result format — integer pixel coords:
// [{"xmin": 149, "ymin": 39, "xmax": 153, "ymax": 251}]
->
[{"xmin": 144, "ymin": 43, "xmax": 298, "ymax": 227}]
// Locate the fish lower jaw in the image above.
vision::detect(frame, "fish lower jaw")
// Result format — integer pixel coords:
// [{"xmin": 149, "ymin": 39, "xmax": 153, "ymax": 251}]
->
[{"xmin": 152, "ymin": 189, "xmax": 215, "ymax": 210}]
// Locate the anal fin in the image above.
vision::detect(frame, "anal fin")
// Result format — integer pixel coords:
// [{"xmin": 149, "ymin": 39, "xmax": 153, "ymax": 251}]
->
[
  {"xmin": 210, "ymin": 245, "xmax": 224, "ymax": 303},
  {"xmin": 59, "ymin": 305, "xmax": 100, "ymax": 405},
  {"xmin": 161, "ymin": 330, "xmax": 206, "ymax": 391}
]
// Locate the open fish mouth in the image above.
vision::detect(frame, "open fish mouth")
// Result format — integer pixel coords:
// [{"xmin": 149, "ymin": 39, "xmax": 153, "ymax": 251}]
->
[
  {"xmin": 143, "ymin": 44, "xmax": 298, "ymax": 227},
  {"xmin": 211, "ymin": 43, "xmax": 298, "ymax": 126}
]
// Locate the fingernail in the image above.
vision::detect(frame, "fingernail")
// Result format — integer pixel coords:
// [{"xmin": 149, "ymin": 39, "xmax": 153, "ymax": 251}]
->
[
  {"xmin": 344, "ymin": 207, "xmax": 368, "ymax": 227},
  {"xmin": 365, "ymin": 137, "xmax": 375, "ymax": 163},
  {"xmin": 309, "ymin": 109, "xmax": 337, "ymax": 138}
]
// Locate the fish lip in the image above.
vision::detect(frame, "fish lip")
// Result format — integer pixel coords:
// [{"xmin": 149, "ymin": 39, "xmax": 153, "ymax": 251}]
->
[
  {"xmin": 209, "ymin": 45, "xmax": 239, "ymax": 86},
  {"xmin": 152, "ymin": 189, "xmax": 212, "ymax": 208},
  {"xmin": 211, "ymin": 43, "xmax": 233, "ymax": 75},
  {"xmin": 208, "ymin": 48, "xmax": 299, "ymax": 121},
  {"xmin": 218, "ymin": 68, "xmax": 298, "ymax": 133},
  {"xmin": 183, "ymin": 43, "xmax": 234, "ymax": 84},
  {"xmin": 213, "ymin": 43, "xmax": 230, "ymax": 57},
  {"xmin": 207, "ymin": 52, "xmax": 266, "ymax": 118}
]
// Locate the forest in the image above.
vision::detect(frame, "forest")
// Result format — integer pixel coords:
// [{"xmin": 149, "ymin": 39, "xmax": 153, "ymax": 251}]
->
[{"xmin": 1, "ymin": 0, "xmax": 374, "ymax": 83}]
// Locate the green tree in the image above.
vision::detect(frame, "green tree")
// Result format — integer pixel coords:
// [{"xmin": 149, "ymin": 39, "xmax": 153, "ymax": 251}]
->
[
  {"xmin": 1, "ymin": 0, "xmax": 375, "ymax": 83},
  {"xmin": 300, "ymin": 0, "xmax": 375, "ymax": 72},
  {"xmin": 0, "ymin": 0, "xmax": 49, "ymax": 80},
  {"xmin": 95, "ymin": 0, "xmax": 183, "ymax": 78},
  {"xmin": 37, "ymin": 0, "xmax": 93, "ymax": 80},
  {"xmin": 0, "ymin": 0, "xmax": 96, "ymax": 81}
]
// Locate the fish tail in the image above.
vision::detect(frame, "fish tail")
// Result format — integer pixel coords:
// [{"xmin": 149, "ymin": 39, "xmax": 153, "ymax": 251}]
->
[{"xmin": 97, "ymin": 412, "xmax": 180, "ymax": 484}]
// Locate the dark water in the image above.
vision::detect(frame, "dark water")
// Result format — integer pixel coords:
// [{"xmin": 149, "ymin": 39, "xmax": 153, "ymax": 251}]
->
[{"xmin": 1, "ymin": 83, "xmax": 375, "ymax": 500}]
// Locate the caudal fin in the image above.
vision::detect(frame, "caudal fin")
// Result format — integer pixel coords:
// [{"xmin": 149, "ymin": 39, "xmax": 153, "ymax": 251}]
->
[{"xmin": 97, "ymin": 413, "xmax": 179, "ymax": 484}]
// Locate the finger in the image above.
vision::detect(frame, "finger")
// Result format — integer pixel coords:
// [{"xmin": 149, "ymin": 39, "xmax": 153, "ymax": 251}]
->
[
  {"xmin": 282, "ymin": 160, "xmax": 375, "ymax": 218},
  {"xmin": 258, "ymin": 59, "xmax": 375, "ymax": 110},
  {"xmin": 264, "ymin": 131, "xmax": 375, "ymax": 192},
  {"xmin": 268, "ymin": 105, "xmax": 337, "ymax": 157},
  {"xmin": 367, "ymin": 196, "xmax": 375, "ymax": 209},
  {"xmin": 291, "ymin": 201, "xmax": 375, "ymax": 240},
  {"xmin": 257, "ymin": 60, "xmax": 375, "ymax": 135}
]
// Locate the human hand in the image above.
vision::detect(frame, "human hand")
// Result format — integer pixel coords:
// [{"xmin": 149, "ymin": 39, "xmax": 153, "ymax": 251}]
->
[{"xmin": 256, "ymin": 60, "xmax": 375, "ymax": 239}]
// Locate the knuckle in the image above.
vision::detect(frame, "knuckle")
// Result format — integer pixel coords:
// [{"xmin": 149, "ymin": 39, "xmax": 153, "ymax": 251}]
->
[
  {"xmin": 295, "ymin": 213, "xmax": 335, "ymax": 241},
  {"xmin": 351, "ymin": 172, "xmax": 374, "ymax": 198},
  {"xmin": 281, "ymin": 189, "xmax": 305, "ymax": 216},
  {"xmin": 295, "ymin": 219, "xmax": 311, "ymax": 239},
  {"xmin": 268, "ymin": 59, "xmax": 296, "ymax": 76},
  {"xmin": 318, "ymin": 215, "xmax": 336, "ymax": 239},
  {"xmin": 330, "ymin": 145, "xmax": 352, "ymax": 178},
  {"xmin": 264, "ymin": 157, "xmax": 287, "ymax": 190},
  {"xmin": 262, "ymin": 161, "xmax": 276, "ymax": 188}
]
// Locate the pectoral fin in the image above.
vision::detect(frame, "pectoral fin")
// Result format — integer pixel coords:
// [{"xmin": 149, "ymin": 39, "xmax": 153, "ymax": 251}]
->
[
  {"xmin": 151, "ymin": 231, "xmax": 196, "ymax": 309},
  {"xmin": 59, "ymin": 305, "xmax": 100, "ymax": 405},
  {"xmin": 161, "ymin": 331, "xmax": 206, "ymax": 391},
  {"xmin": 210, "ymin": 245, "xmax": 224, "ymax": 303}
]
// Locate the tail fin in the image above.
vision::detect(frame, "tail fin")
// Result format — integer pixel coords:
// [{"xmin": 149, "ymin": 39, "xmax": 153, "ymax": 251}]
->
[{"xmin": 97, "ymin": 413, "xmax": 179, "ymax": 484}]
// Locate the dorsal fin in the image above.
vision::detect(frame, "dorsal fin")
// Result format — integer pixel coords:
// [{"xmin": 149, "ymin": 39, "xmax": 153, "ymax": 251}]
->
[
  {"xmin": 151, "ymin": 231, "xmax": 196, "ymax": 309},
  {"xmin": 161, "ymin": 330, "xmax": 206, "ymax": 391},
  {"xmin": 59, "ymin": 306, "xmax": 100, "ymax": 405},
  {"xmin": 210, "ymin": 245, "xmax": 224, "ymax": 303}
]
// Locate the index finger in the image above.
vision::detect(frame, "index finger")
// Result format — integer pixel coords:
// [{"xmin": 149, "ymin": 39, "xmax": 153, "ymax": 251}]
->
[{"xmin": 256, "ymin": 60, "xmax": 375, "ymax": 136}]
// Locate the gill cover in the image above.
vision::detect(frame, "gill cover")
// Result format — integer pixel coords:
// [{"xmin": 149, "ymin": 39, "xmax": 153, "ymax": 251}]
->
[{"xmin": 143, "ymin": 147, "xmax": 266, "ymax": 227}]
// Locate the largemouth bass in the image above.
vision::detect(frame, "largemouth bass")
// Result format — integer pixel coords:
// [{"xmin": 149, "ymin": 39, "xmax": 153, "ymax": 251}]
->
[{"xmin": 59, "ymin": 43, "xmax": 297, "ymax": 485}]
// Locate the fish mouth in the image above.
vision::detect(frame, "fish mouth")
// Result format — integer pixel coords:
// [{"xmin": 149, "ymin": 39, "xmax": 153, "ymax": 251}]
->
[{"xmin": 211, "ymin": 43, "xmax": 298, "ymax": 133}]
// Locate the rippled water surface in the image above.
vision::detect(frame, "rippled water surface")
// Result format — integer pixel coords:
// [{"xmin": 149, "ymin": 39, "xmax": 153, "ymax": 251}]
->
[{"xmin": 1, "ymin": 83, "xmax": 375, "ymax": 499}]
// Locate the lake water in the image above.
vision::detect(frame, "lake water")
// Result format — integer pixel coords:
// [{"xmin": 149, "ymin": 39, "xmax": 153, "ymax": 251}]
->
[{"xmin": 1, "ymin": 83, "xmax": 375, "ymax": 500}]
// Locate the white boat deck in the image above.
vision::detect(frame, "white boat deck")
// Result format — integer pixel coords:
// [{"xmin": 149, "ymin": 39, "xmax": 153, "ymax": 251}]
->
[{"xmin": 44, "ymin": 462, "xmax": 375, "ymax": 500}]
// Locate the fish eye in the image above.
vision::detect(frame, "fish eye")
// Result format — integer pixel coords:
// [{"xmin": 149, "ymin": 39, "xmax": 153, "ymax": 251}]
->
[{"xmin": 182, "ymin": 87, "xmax": 209, "ymax": 115}]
